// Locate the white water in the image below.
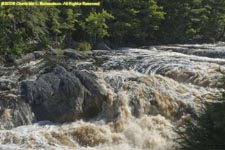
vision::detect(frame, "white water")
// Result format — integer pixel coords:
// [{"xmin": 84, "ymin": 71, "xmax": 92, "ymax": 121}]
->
[{"xmin": 0, "ymin": 45, "xmax": 224, "ymax": 150}]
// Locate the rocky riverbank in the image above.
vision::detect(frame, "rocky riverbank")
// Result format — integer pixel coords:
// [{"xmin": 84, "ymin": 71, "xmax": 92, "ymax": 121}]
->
[{"xmin": 0, "ymin": 43, "xmax": 224, "ymax": 149}]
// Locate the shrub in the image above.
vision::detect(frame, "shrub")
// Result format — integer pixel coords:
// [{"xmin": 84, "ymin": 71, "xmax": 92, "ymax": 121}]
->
[{"xmin": 77, "ymin": 42, "xmax": 92, "ymax": 51}]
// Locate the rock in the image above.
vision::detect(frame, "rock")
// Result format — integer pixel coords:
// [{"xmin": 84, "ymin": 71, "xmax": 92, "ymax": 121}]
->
[
  {"xmin": 20, "ymin": 65, "xmax": 84, "ymax": 122},
  {"xmin": 192, "ymin": 51, "xmax": 225, "ymax": 58},
  {"xmin": 97, "ymin": 42, "xmax": 111, "ymax": 50},
  {"xmin": 47, "ymin": 45, "xmax": 60, "ymax": 55},
  {"xmin": 63, "ymin": 49, "xmax": 85, "ymax": 59},
  {"xmin": 13, "ymin": 51, "xmax": 45, "ymax": 66},
  {"xmin": 73, "ymin": 62, "xmax": 98, "ymax": 71},
  {"xmin": 14, "ymin": 53, "xmax": 35, "ymax": 66},
  {"xmin": 73, "ymin": 71, "xmax": 107, "ymax": 117},
  {"xmin": 33, "ymin": 51, "xmax": 45, "ymax": 58},
  {"xmin": 20, "ymin": 65, "xmax": 107, "ymax": 122},
  {"xmin": 0, "ymin": 79, "xmax": 16, "ymax": 91},
  {"xmin": 0, "ymin": 93, "xmax": 35, "ymax": 129},
  {"xmin": 148, "ymin": 47, "xmax": 157, "ymax": 51},
  {"xmin": 0, "ymin": 66, "xmax": 15, "ymax": 76},
  {"xmin": 117, "ymin": 47, "xmax": 131, "ymax": 50}
]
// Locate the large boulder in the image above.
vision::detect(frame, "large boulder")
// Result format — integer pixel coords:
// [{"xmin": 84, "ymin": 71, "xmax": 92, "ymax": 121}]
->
[
  {"xmin": 20, "ymin": 65, "xmax": 107, "ymax": 122},
  {"xmin": 73, "ymin": 70, "xmax": 107, "ymax": 117}
]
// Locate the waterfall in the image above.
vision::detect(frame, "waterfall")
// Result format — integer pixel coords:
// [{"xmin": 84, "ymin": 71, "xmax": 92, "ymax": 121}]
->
[{"xmin": 0, "ymin": 43, "xmax": 224, "ymax": 150}]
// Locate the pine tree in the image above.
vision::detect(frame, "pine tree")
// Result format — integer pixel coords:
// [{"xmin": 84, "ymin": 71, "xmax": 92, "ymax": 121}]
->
[
  {"xmin": 83, "ymin": 10, "xmax": 114, "ymax": 45},
  {"xmin": 48, "ymin": 7, "xmax": 61, "ymax": 46},
  {"xmin": 0, "ymin": 6, "xmax": 49, "ymax": 54},
  {"xmin": 200, "ymin": 0, "xmax": 225, "ymax": 42},
  {"xmin": 61, "ymin": 8, "xmax": 79, "ymax": 46},
  {"xmin": 105, "ymin": 0, "xmax": 164, "ymax": 46}
]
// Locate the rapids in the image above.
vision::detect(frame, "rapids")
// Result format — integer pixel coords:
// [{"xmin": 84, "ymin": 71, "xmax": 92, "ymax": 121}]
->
[{"xmin": 0, "ymin": 43, "xmax": 224, "ymax": 150}]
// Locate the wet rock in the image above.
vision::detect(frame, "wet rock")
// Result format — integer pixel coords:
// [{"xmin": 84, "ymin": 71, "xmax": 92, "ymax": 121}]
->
[
  {"xmin": 73, "ymin": 62, "xmax": 98, "ymax": 71},
  {"xmin": 93, "ymin": 50, "xmax": 111, "ymax": 55},
  {"xmin": 63, "ymin": 49, "xmax": 85, "ymax": 59},
  {"xmin": 73, "ymin": 70, "xmax": 107, "ymax": 117},
  {"xmin": 155, "ymin": 43, "xmax": 225, "ymax": 59},
  {"xmin": 20, "ymin": 65, "xmax": 83, "ymax": 122},
  {"xmin": 14, "ymin": 53, "xmax": 35, "ymax": 66},
  {"xmin": 192, "ymin": 50, "xmax": 225, "ymax": 58},
  {"xmin": 13, "ymin": 51, "xmax": 45, "ymax": 66},
  {"xmin": 0, "ymin": 93, "xmax": 35, "ymax": 129},
  {"xmin": 0, "ymin": 66, "xmax": 15, "ymax": 76},
  {"xmin": 33, "ymin": 51, "xmax": 45, "ymax": 58},
  {"xmin": 0, "ymin": 79, "xmax": 16, "ymax": 91},
  {"xmin": 20, "ymin": 65, "xmax": 107, "ymax": 122},
  {"xmin": 46, "ymin": 46, "xmax": 60, "ymax": 55}
]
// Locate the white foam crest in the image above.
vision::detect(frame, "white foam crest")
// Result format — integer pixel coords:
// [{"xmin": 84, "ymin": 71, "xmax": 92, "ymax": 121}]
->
[
  {"xmin": 103, "ymin": 49, "xmax": 225, "ymax": 87},
  {"xmin": 0, "ymin": 115, "xmax": 177, "ymax": 150}
]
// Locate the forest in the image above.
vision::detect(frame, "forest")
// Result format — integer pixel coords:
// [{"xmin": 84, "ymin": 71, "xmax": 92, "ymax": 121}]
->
[
  {"xmin": 0, "ymin": 0, "xmax": 225, "ymax": 55},
  {"xmin": 0, "ymin": 1, "xmax": 225, "ymax": 149},
  {"xmin": 0, "ymin": 0, "xmax": 225, "ymax": 58}
]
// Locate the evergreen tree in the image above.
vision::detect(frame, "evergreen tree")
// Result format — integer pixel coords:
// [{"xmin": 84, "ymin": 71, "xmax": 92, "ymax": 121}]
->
[
  {"xmin": 158, "ymin": 0, "xmax": 225, "ymax": 43},
  {"xmin": 105, "ymin": 0, "xmax": 164, "ymax": 46},
  {"xmin": 0, "ymin": 6, "xmax": 49, "ymax": 54},
  {"xmin": 82, "ymin": 10, "xmax": 114, "ymax": 45},
  {"xmin": 200, "ymin": 0, "xmax": 225, "ymax": 42},
  {"xmin": 0, "ymin": 7, "xmax": 13, "ymax": 55},
  {"xmin": 61, "ymin": 8, "xmax": 79, "ymax": 46},
  {"xmin": 1, "ymin": 0, "xmax": 225, "ymax": 57},
  {"xmin": 48, "ymin": 7, "xmax": 62, "ymax": 46}
]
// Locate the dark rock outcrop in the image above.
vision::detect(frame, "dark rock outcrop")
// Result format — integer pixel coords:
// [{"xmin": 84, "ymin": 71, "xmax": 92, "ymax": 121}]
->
[
  {"xmin": 0, "ymin": 42, "xmax": 224, "ymax": 130},
  {"xmin": 73, "ymin": 71, "xmax": 107, "ymax": 117},
  {"xmin": 20, "ymin": 65, "xmax": 107, "ymax": 122},
  {"xmin": 63, "ymin": 49, "xmax": 86, "ymax": 59}
]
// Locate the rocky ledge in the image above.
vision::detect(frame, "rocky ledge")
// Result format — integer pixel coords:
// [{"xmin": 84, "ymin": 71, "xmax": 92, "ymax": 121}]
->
[
  {"xmin": 0, "ymin": 49, "xmax": 109, "ymax": 129},
  {"xmin": 0, "ymin": 43, "xmax": 224, "ymax": 129}
]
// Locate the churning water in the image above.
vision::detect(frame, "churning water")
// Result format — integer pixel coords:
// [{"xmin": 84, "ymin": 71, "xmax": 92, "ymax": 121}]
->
[{"xmin": 0, "ymin": 44, "xmax": 224, "ymax": 150}]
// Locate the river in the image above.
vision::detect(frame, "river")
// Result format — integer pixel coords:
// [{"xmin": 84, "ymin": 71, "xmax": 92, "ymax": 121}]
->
[{"xmin": 0, "ymin": 43, "xmax": 224, "ymax": 150}]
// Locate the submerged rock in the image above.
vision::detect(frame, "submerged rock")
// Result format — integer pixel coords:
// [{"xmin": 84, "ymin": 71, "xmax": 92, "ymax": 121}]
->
[{"xmin": 0, "ymin": 93, "xmax": 35, "ymax": 129}]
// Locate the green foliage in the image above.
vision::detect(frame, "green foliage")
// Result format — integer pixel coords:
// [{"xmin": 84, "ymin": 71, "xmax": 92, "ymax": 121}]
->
[
  {"xmin": 106, "ymin": 0, "xmax": 164, "ymax": 45},
  {"xmin": 0, "ymin": 6, "xmax": 49, "ymax": 54},
  {"xmin": 82, "ymin": 10, "xmax": 114, "ymax": 44},
  {"xmin": 1, "ymin": 0, "xmax": 225, "ymax": 59},
  {"xmin": 61, "ymin": 8, "xmax": 79, "ymax": 46},
  {"xmin": 158, "ymin": 0, "xmax": 225, "ymax": 43},
  {"xmin": 48, "ymin": 7, "xmax": 61, "ymax": 45},
  {"xmin": 62, "ymin": 8, "xmax": 78, "ymax": 31},
  {"xmin": 77, "ymin": 42, "xmax": 92, "ymax": 51},
  {"xmin": 177, "ymin": 93, "xmax": 225, "ymax": 150}
]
